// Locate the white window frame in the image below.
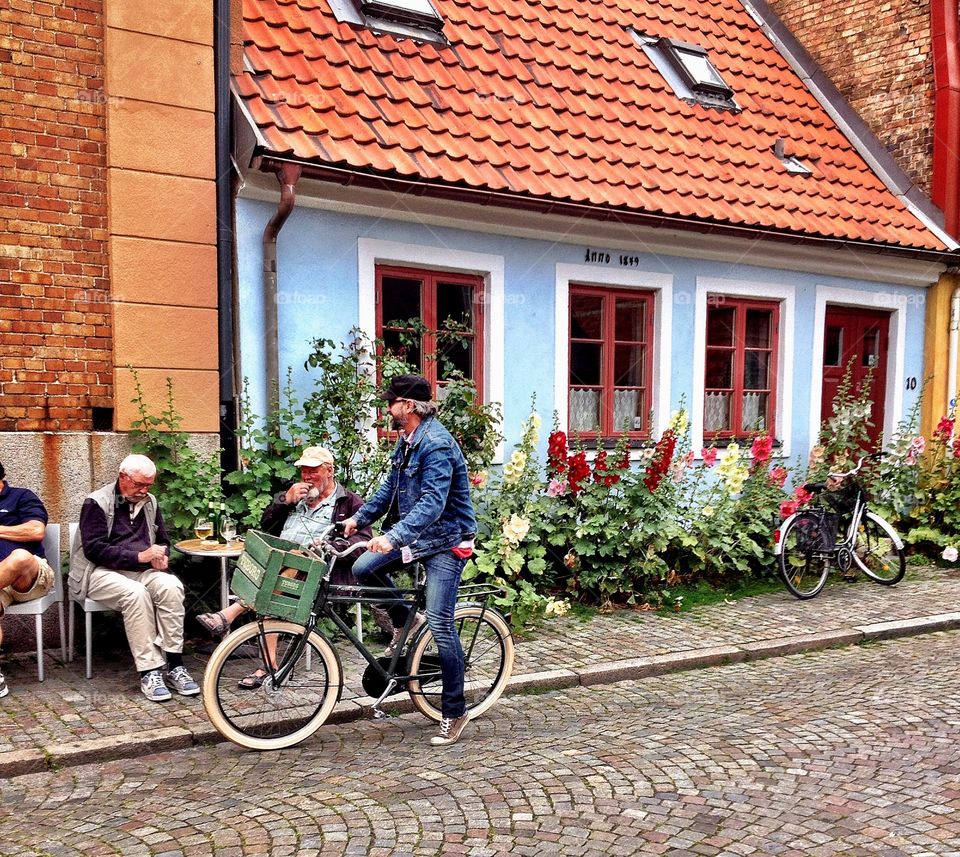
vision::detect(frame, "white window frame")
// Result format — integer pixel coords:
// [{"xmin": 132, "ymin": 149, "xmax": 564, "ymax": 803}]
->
[
  {"xmin": 555, "ymin": 263, "xmax": 673, "ymax": 448},
  {"xmin": 358, "ymin": 237, "xmax": 504, "ymax": 461},
  {"xmin": 809, "ymin": 285, "xmax": 905, "ymax": 450},
  {"xmin": 693, "ymin": 277, "xmax": 795, "ymax": 458}
]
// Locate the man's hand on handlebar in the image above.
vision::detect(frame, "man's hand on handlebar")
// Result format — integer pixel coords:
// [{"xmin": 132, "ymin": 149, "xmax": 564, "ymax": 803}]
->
[
  {"xmin": 367, "ymin": 535, "xmax": 394, "ymax": 555},
  {"xmin": 341, "ymin": 518, "xmax": 357, "ymax": 538}
]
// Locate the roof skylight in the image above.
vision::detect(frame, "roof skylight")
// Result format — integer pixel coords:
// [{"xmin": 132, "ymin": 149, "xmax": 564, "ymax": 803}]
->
[
  {"xmin": 327, "ymin": 0, "xmax": 447, "ymax": 44},
  {"xmin": 359, "ymin": 0, "xmax": 442, "ymax": 31}
]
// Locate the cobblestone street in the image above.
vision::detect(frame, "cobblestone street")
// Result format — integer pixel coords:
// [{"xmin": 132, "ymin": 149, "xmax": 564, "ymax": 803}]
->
[{"xmin": 3, "ymin": 629, "xmax": 959, "ymax": 856}]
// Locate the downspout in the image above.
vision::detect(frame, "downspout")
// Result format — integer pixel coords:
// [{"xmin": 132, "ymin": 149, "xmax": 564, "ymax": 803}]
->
[
  {"xmin": 214, "ymin": 0, "xmax": 237, "ymax": 470},
  {"xmin": 262, "ymin": 162, "xmax": 301, "ymax": 416},
  {"xmin": 949, "ymin": 287, "xmax": 960, "ymax": 412},
  {"xmin": 932, "ymin": 0, "xmax": 960, "ymax": 237}
]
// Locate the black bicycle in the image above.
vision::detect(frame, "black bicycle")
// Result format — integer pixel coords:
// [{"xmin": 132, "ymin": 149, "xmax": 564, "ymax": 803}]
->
[
  {"xmin": 775, "ymin": 455, "xmax": 906, "ymax": 599},
  {"xmin": 202, "ymin": 527, "xmax": 514, "ymax": 750}
]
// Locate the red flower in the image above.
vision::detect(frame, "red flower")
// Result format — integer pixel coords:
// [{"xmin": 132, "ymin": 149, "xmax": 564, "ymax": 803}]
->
[
  {"xmin": 779, "ymin": 500, "xmax": 798, "ymax": 519},
  {"xmin": 768, "ymin": 465, "xmax": 788, "ymax": 488},
  {"xmin": 567, "ymin": 451, "xmax": 590, "ymax": 496},
  {"xmin": 548, "ymin": 430, "xmax": 568, "ymax": 476},
  {"xmin": 701, "ymin": 447, "xmax": 718, "ymax": 467},
  {"xmin": 751, "ymin": 435, "xmax": 773, "ymax": 464},
  {"xmin": 644, "ymin": 430, "xmax": 676, "ymax": 493},
  {"xmin": 592, "ymin": 450, "xmax": 621, "ymax": 487},
  {"xmin": 935, "ymin": 416, "xmax": 955, "ymax": 439},
  {"xmin": 793, "ymin": 485, "xmax": 813, "ymax": 505}
]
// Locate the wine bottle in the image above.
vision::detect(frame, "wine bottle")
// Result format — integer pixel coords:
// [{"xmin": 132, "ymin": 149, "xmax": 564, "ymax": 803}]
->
[{"xmin": 218, "ymin": 501, "xmax": 227, "ymax": 543}]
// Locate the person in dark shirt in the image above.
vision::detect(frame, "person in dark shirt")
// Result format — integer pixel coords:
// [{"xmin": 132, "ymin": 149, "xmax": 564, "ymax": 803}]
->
[
  {"xmin": 73, "ymin": 454, "xmax": 198, "ymax": 703},
  {"xmin": 0, "ymin": 461, "xmax": 55, "ymax": 698}
]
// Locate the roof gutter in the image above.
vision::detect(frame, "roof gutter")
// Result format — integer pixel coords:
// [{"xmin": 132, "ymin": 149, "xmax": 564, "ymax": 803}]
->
[
  {"xmin": 255, "ymin": 153, "xmax": 957, "ymax": 265},
  {"xmin": 262, "ymin": 162, "xmax": 301, "ymax": 415},
  {"xmin": 932, "ymin": 0, "xmax": 960, "ymax": 237}
]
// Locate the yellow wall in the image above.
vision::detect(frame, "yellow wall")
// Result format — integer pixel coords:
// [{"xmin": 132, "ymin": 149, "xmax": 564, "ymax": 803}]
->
[
  {"xmin": 105, "ymin": 2, "xmax": 219, "ymax": 432},
  {"xmin": 921, "ymin": 271, "xmax": 960, "ymax": 436}
]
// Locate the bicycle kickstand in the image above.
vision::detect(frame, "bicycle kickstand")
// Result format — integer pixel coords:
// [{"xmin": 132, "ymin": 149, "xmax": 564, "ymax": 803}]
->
[{"xmin": 372, "ymin": 679, "xmax": 398, "ymax": 719}]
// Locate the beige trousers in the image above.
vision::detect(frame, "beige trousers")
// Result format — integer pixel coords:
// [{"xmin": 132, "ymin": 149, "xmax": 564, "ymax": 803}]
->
[{"xmin": 87, "ymin": 567, "xmax": 185, "ymax": 672}]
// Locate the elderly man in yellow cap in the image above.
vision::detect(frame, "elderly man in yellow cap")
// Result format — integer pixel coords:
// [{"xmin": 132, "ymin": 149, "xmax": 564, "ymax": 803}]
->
[{"xmin": 195, "ymin": 446, "xmax": 370, "ymax": 684}]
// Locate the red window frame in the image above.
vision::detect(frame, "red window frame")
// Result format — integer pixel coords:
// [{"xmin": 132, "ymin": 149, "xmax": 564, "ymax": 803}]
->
[
  {"xmin": 703, "ymin": 296, "xmax": 779, "ymax": 440},
  {"xmin": 568, "ymin": 284, "xmax": 655, "ymax": 439},
  {"xmin": 375, "ymin": 265, "xmax": 485, "ymax": 397}
]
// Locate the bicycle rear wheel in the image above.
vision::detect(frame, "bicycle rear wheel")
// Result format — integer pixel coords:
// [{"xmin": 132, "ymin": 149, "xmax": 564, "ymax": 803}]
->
[
  {"xmin": 407, "ymin": 604, "xmax": 514, "ymax": 723},
  {"xmin": 202, "ymin": 619, "xmax": 341, "ymax": 751},
  {"xmin": 778, "ymin": 511, "xmax": 831, "ymax": 599},
  {"xmin": 852, "ymin": 512, "xmax": 906, "ymax": 585}
]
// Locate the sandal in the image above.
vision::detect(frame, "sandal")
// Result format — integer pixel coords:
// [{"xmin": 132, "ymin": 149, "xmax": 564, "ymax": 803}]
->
[
  {"xmin": 196, "ymin": 611, "xmax": 230, "ymax": 641},
  {"xmin": 238, "ymin": 668, "xmax": 268, "ymax": 690}
]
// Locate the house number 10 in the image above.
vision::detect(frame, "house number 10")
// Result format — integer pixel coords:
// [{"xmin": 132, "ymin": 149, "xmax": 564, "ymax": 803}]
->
[{"xmin": 905, "ymin": 377, "xmax": 917, "ymax": 390}]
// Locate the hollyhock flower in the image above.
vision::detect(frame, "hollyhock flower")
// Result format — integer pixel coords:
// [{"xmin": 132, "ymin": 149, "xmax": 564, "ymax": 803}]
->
[
  {"xmin": 808, "ymin": 446, "xmax": 825, "ymax": 468},
  {"xmin": 548, "ymin": 430, "xmax": 568, "ymax": 476},
  {"xmin": 935, "ymin": 416, "xmax": 955, "ymax": 439},
  {"xmin": 906, "ymin": 436, "xmax": 926, "ymax": 465},
  {"xmin": 502, "ymin": 514, "xmax": 530, "ymax": 545},
  {"xmin": 700, "ymin": 447, "xmax": 718, "ymax": 467},
  {"xmin": 668, "ymin": 409, "xmax": 689, "ymax": 436},
  {"xmin": 503, "ymin": 450, "xmax": 527, "ymax": 484},
  {"xmin": 644, "ymin": 430, "xmax": 676, "ymax": 493},
  {"xmin": 469, "ymin": 471, "xmax": 487, "ymax": 488},
  {"xmin": 780, "ymin": 499, "xmax": 798, "ymax": 518},
  {"xmin": 563, "ymin": 552, "xmax": 578, "ymax": 570},
  {"xmin": 702, "ymin": 505, "xmax": 715, "ymax": 518},
  {"xmin": 567, "ymin": 451, "xmax": 591, "ymax": 495},
  {"xmin": 943, "ymin": 546, "xmax": 959, "ymax": 562},
  {"xmin": 546, "ymin": 479, "xmax": 566, "ymax": 497},
  {"xmin": 793, "ymin": 485, "xmax": 813, "ymax": 505},
  {"xmin": 750, "ymin": 435, "xmax": 773, "ymax": 464},
  {"xmin": 768, "ymin": 465, "xmax": 789, "ymax": 488}
]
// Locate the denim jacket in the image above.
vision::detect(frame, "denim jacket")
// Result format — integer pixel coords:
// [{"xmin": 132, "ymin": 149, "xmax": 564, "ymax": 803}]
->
[{"xmin": 354, "ymin": 415, "xmax": 477, "ymax": 560}]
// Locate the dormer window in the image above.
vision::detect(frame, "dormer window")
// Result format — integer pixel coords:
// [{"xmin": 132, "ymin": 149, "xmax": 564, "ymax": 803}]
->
[
  {"xmin": 629, "ymin": 29, "xmax": 740, "ymax": 113},
  {"xmin": 359, "ymin": 0, "xmax": 442, "ymax": 31}
]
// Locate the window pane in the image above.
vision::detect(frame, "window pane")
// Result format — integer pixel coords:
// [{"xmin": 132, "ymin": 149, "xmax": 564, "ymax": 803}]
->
[
  {"xmin": 613, "ymin": 388, "xmax": 645, "ymax": 432},
  {"xmin": 704, "ymin": 391, "xmax": 730, "ymax": 432},
  {"xmin": 862, "ymin": 328, "xmax": 880, "ymax": 367},
  {"xmin": 676, "ymin": 47, "xmax": 726, "ymax": 87},
  {"xmin": 741, "ymin": 392, "xmax": 768, "ymax": 432},
  {"xmin": 437, "ymin": 336, "xmax": 473, "ymax": 379},
  {"xmin": 706, "ymin": 306, "xmax": 734, "ymax": 346},
  {"xmin": 743, "ymin": 351, "xmax": 768, "ymax": 390},
  {"xmin": 383, "ymin": 329, "xmax": 421, "ymax": 370},
  {"xmin": 614, "ymin": 343, "xmax": 645, "ymax": 386},
  {"xmin": 745, "ymin": 310, "xmax": 771, "ymax": 348},
  {"xmin": 824, "ymin": 326, "xmax": 842, "ymax": 367},
  {"xmin": 571, "ymin": 294, "xmax": 603, "ymax": 339},
  {"xmin": 614, "ymin": 298, "xmax": 645, "ymax": 341},
  {"xmin": 381, "ymin": 276, "xmax": 421, "ymax": 327},
  {"xmin": 570, "ymin": 342, "xmax": 602, "ymax": 386},
  {"xmin": 436, "ymin": 281, "xmax": 474, "ymax": 331},
  {"xmin": 569, "ymin": 388, "xmax": 600, "ymax": 432},
  {"xmin": 705, "ymin": 349, "xmax": 732, "ymax": 388}
]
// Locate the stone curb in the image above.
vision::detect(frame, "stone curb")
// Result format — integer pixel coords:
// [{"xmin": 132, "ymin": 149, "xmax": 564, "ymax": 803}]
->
[{"xmin": 3, "ymin": 613, "xmax": 957, "ymax": 779}]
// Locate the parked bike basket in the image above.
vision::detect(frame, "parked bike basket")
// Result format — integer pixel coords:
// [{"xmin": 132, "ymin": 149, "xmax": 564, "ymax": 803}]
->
[{"xmin": 230, "ymin": 530, "xmax": 327, "ymax": 624}]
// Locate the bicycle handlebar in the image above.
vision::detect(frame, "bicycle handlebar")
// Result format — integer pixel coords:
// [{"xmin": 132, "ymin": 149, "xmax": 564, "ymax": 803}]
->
[
  {"xmin": 304, "ymin": 523, "xmax": 370, "ymax": 560},
  {"xmin": 827, "ymin": 452, "xmax": 882, "ymax": 481}
]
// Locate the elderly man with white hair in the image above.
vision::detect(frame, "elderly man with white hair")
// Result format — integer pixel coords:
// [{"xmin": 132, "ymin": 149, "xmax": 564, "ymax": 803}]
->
[{"xmin": 71, "ymin": 454, "xmax": 199, "ymax": 702}]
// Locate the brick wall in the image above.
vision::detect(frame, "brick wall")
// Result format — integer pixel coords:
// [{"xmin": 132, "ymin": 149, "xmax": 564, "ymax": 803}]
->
[
  {"xmin": 769, "ymin": 0, "xmax": 934, "ymax": 195},
  {"xmin": 0, "ymin": 0, "xmax": 111, "ymax": 431}
]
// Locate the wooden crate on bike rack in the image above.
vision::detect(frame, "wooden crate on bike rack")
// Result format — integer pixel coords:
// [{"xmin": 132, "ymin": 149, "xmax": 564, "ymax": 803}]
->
[{"xmin": 230, "ymin": 530, "xmax": 327, "ymax": 624}]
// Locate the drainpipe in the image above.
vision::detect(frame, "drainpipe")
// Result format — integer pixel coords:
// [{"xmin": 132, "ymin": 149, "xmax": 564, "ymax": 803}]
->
[
  {"xmin": 932, "ymin": 0, "xmax": 960, "ymax": 237},
  {"xmin": 262, "ymin": 162, "xmax": 301, "ymax": 416},
  {"xmin": 949, "ymin": 287, "xmax": 960, "ymax": 412},
  {"xmin": 214, "ymin": 0, "xmax": 237, "ymax": 471}
]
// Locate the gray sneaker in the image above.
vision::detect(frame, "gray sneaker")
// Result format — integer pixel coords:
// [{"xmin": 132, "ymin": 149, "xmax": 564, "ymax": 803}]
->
[
  {"xmin": 0, "ymin": 669, "xmax": 8, "ymax": 698},
  {"xmin": 431, "ymin": 713, "xmax": 470, "ymax": 746},
  {"xmin": 141, "ymin": 668, "xmax": 172, "ymax": 702},
  {"xmin": 166, "ymin": 666, "xmax": 200, "ymax": 696}
]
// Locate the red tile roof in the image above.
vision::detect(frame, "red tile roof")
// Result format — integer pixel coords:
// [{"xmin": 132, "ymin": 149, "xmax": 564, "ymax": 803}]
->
[{"xmin": 237, "ymin": 0, "xmax": 948, "ymax": 252}]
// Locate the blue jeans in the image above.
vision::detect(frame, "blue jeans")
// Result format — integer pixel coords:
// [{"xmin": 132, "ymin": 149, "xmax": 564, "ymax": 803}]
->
[{"xmin": 352, "ymin": 548, "xmax": 466, "ymax": 719}]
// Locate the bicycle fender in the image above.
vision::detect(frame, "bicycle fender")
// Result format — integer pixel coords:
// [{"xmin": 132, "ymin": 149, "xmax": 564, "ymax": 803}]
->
[
  {"xmin": 864, "ymin": 511, "xmax": 905, "ymax": 551},
  {"xmin": 773, "ymin": 513, "xmax": 800, "ymax": 556}
]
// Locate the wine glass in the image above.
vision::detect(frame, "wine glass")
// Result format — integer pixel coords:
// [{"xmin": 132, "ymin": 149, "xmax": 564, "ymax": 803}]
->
[
  {"xmin": 220, "ymin": 516, "xmax": 237, "ymax": 543},
  {"xmin": 194, "ymin": 515, "xmax": 214, "ymax": 543}
]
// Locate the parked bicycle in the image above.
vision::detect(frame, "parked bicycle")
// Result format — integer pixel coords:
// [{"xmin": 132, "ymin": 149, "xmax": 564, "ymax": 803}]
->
[
  {"xmin": 202, "ymin": 526, "xmax": 514, "ymax": 750},
  {"xmin": 775, "ymin": 454, "xmax": 906, "ymax": 599}
]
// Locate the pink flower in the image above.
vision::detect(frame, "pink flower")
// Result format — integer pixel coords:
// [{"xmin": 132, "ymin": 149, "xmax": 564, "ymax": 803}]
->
[
  {"xmin": 700, "ymin": 447, "xmax": 718, "ymax": 467},
  {"xmin": 906, "ymin": 435, "xmax": 926, "ymax": 465},
  {"xmin": 793, "ymin": 486, "xmax": 813, "ymax": 505},
  {"xmin": 546, "ymin": 479, "xmax": 566, "ymax": 498},
  {"xmin": 469, "ymin": 471, "xmax": 487, "ymax": 488},
  {"xmin": 751, "ymin": 435, "xmax": 773, "ymax": 464},
  {"xmin": 768, "ymin": 465, "xmax": 789, "ymax": 488},
  {"xmin": 779, "ymin": 500, "xmax": 797, "ymax": 519}
]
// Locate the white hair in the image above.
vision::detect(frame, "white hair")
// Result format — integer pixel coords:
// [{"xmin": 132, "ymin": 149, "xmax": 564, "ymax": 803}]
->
[{"xmin": 119, "ymin": 454, "xmax": 156, "ymax": 479}]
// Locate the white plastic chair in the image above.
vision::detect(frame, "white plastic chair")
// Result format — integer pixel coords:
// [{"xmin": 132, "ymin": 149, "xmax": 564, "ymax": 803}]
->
[
  {"xmin": 66, "ymin": 522, "xmax": 114, "ymax": 679},
  {"xmin": 5, "ymin": 522, "xmax": 67, "ymax": 681}
]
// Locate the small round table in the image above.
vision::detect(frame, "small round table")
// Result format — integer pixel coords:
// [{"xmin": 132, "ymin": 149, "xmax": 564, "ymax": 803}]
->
[{"xmin": 173, "ymin": 539, "xmax": 244, "ymax": 611}]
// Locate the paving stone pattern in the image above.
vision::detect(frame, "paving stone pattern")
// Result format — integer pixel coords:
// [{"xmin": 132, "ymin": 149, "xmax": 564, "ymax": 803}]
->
[
  {"xmin": 0, "ymin": 565, "xmax": 958, "ymax": 770},
  {"xmin": 1, "ymin": 630, "xmax": 959, "ymax": 855}
]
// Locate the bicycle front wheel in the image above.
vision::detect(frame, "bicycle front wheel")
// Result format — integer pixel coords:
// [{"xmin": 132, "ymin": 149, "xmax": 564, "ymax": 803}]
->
[
  {"xmin": 852, "ymin": 512, "xmax": 906, "ymax": 585},
  {"xmin": 202, "ymin": 619, "xmax": 341, "ymax": 751},
  {"xmin": 407, "ymin": 604, "xmax": 514, "ymax": 723},
  {"xmin": 778, "ymin": 511, "xmax": 831, "ymax": 599}
]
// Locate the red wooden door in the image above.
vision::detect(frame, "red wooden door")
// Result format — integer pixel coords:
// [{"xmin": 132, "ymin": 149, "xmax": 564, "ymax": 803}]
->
[{"xmin": 821, "ymin": 307, "xmax": 889, "ymax": 450}]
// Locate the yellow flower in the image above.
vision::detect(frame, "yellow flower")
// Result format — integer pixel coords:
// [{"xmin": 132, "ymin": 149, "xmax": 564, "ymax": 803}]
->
[
  {"xmin": 502, "ymin": 513, "xmax": 530, "ymax": 545},
  {"xmin": 668, "ymin": 409, "xmax": 689, "ymax": 436},
  {"xmin": 702, "ymin": 505, "xmax": 714, "ymax": 518}
]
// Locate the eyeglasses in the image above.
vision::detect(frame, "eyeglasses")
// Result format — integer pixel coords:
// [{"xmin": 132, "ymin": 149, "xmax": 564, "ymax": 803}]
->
[{"xmin": 122, "ymin": 474, "xmax": 154, "ymax": 490}]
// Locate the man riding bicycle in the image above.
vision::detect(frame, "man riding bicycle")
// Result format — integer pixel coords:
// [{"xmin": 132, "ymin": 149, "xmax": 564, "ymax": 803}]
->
[{"xmin": 343, "ymin": 374, "xmax": 477, "ymax": 747}]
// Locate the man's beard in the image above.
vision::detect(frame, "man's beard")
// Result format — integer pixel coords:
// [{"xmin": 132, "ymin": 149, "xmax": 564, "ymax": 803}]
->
[{"xmin": 391, "ymin": 416, "xmax": 404, "ymax": 431}]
